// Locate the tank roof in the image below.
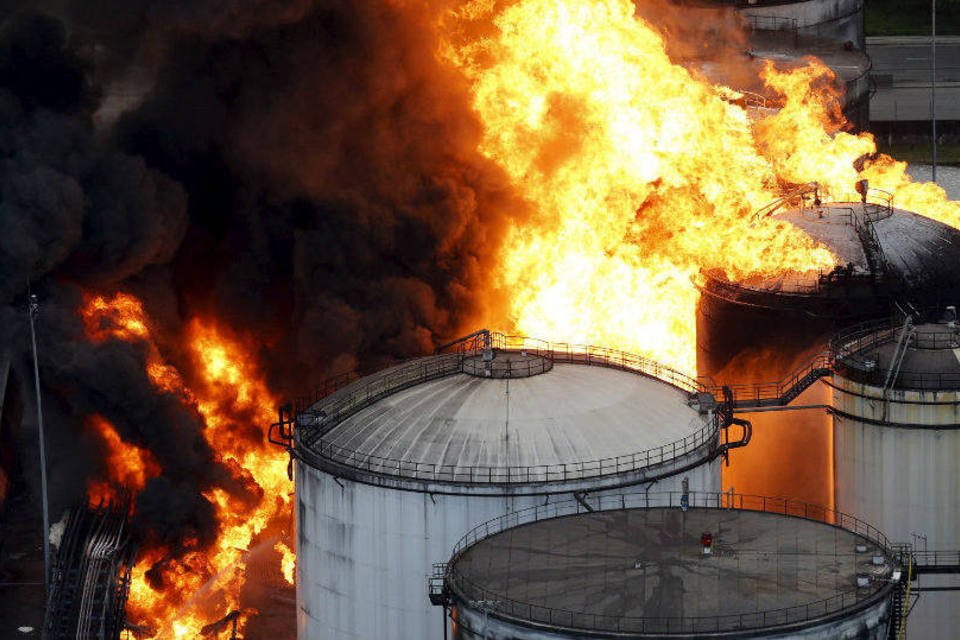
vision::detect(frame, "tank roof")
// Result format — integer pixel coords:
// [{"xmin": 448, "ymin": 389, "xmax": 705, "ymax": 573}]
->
[
  {"xmin": 835, "ymin": 318, "xmax": 960, "ymax": 390},
  {"xmin": 294, "ymin": 343, "xmax": 717, "ymax": 490},
  {"xmin": 703, "ymin": 202, "xmax": 960, "ymax": 313},
  {"xmin": 693, "ymin": 32, "xmax": 869, "ymax": 113},
  {"xmin": 748, "ymin": 31, "xmax": 871, "ymax": 85},
  {"xmin": 446, "ymin": 498, "xmax": 897, "ymax": 636}
]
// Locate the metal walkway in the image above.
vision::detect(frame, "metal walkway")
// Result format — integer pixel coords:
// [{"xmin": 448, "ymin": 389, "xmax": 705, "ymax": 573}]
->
[
  {"xmin": 716, "ymin": 355, "xmax": 835, "ymax": 411},
  {"xmin": 911, "ymin": 551, "xmax": 960, "ymax": 575},
  {"xmin": 708, "ymin": 314, "xmax": 920, "ymax": 412}
]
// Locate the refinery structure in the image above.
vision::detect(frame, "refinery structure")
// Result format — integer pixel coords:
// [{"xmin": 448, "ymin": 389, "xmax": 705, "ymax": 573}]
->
[
  {"xmin": 6, "ymin": 0, "xmax": 960, "ymax": 638},
  {"xmin": 278, "ymin": 187, "xmax": 960, "ymax": 634}
]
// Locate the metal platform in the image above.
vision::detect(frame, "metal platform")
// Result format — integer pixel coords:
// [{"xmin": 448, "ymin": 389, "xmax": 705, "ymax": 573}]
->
[{"xmin": 44, "ymin": 501, "xmax": 136, "ymax": 640}]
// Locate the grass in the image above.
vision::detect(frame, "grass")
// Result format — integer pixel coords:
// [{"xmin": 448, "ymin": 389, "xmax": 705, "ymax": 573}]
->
[
  {"xmin": 866, "ymin": 0, "xmax": 960, "ymax": 37},
  {"xmin": 875, "ymin": 142, "xmax": 960, "ymax": 165}
]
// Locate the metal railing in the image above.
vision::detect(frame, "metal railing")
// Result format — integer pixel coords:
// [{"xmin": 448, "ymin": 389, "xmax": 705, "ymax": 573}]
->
[
  {"xmin": 442, "ymin": 491, "xmax": 897, "ymax": 635},
  {"xmin": 747, "ymin": 15, "xmax": 799, "ymax": 46},
  {"xmin": 911, "ymin": 550, "xmax": 960, "ymax": 574},
  {"xmin": 299, "ymin": 414, "xmax": 714, "ymax": 485},
  {"xmin": 751, "ymin": 187, "xmax": 893, "ymax": 225},
  {"xmin": 832, "ymin": 316, "xmax": 960, "ymax": 391},
  {"xmin": 723, "ymin": 353, "xmax": 834, "ymax": 408},
  {"xmin": 288, "ymin": 332, "xmax": 720, "ymax": 485}
]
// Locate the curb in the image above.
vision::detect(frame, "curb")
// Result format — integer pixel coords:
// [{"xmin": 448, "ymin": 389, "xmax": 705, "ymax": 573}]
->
[{"xmin": 867, "ymin": 36, "xmax": 960, "ymax": 46}]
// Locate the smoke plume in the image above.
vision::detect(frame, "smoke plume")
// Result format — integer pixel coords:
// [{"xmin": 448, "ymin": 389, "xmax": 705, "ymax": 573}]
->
[{"xmin": 0, "ymin": 0, "xmax": 520, "ymax": 632}]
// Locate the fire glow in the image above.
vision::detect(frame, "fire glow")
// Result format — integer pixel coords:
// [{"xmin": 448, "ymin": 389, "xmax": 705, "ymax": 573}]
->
[
  {"xmin": 80, "ymin": 293, "xmax": 294, "ymax": 638},
  {"xmin": 445, "ymin": 0, "xmax": 960, "ymax": 372},
  {"xmin": 68, "ymin": 0, "xmax": 960, "ymax": 636}
]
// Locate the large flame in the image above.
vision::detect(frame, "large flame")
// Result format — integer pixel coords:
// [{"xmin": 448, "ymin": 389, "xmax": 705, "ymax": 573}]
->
[
  {"xmin": 86, "ymin": 414, "xmax": 161, "ymax": 507},
  {"xmin": 67, "ymin": 2, "xmax": 960, "ymax": 635},
  {"xmin": 80, "ymin": 293, "xmax": 292, "ymax": 638},
  {"xmin": 444, "ymin": 0, "xmax": 960, "ymax": 372}
]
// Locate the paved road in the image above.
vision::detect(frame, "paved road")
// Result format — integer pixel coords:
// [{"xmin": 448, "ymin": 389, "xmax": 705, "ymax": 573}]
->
[
  {"xmin": 869, "ymin": 41, "xmax": 960, "ymax": 84},
  {"xmin": 867, "ymin": 38, "xmax": 960, "ymax": 121}
]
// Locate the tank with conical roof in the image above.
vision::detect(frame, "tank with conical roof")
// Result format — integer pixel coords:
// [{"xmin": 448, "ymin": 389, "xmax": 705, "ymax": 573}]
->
[
  {"xmin": 697, "ymin": 188, "xmax": 960, "ymax": 508},
  {"xmin": 274, "ymin": 332, "xmax": 743, "ymax": 640},
  {"xmin": 830, "ymin": 310, "xmax": 960, "ymax": 639}
]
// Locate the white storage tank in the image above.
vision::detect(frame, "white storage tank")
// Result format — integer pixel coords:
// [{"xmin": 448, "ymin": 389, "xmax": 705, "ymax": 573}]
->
[
  {"xmin": 434, "ymin": 491, "xmax": 900, "ymax": 639},
  {"xmin": 739, "ymin": 0, "xmax": 864, "ymax": 48},
  {"xmin": 831, "ymin": 312, "xmax": 960, "ymax": 639},
  {"xmin": 282, "ymin": 332, "xmax": 735, "ymax": 639}
]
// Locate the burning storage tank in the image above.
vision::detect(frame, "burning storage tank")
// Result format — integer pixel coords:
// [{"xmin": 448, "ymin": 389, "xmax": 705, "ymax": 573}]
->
[
  {"xmin": 274, "ymin": 332, "xmax": 744, "ymax": 640},
  {"xmin": 431, "ymin": 491, "xmax": 901, "ymax": 639},
  {"xmin": 698, "ymin": 188, "xmax": 960, "ymax": 508},
  {"xmin": 746, "ymin": 30, "xmax": 872, "ymax": 129},
  {"xmin": 685, "ymin": 13, "xmax": 871, "ymax": 128},
  {"xmin": 831, "ymin": 312, "xmax": 960, "ymax": 639}
]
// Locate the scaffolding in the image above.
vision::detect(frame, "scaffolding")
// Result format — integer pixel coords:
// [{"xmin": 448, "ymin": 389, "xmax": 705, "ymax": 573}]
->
[{"xmin": 44, "ymin": 501, "xmax": 136, "ymax": 640}]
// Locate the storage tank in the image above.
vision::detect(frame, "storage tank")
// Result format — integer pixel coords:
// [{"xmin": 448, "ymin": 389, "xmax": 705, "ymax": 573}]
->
[
  {"xmin": 747, "ymin": 30, "xmax": 872, "ymax": 129},
  {"xmin": 831, "ymin": 312, "xmax": 960, "ymax": 639},
  {"xmin": 433, "ymin": 491, "xmax": 900, "ymax": 639},
  {"xmin": 277, "ymin": 333, "xmax": 739, "ymax": 640},
  {"xmin": 738, "ymin": 0, "xmax": 864, "ymax": 48},
  {"xmin": 682, "ymin": 3, "xmax": 870, "ymax": 128},
  {"xmin": 698, "ymin": 193, "xmax": 960, "ymax": 509}
]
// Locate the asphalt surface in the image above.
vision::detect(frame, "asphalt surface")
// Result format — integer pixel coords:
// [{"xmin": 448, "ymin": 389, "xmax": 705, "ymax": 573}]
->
[{"xmin": 868, "ymin": 37, "xmax": 960, "ymax": 121}]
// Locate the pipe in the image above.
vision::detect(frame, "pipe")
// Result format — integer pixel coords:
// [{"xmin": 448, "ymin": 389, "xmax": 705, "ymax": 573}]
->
[{"xmin": 735, "ymin": 404, "xmax": 833, "ymax": 413}]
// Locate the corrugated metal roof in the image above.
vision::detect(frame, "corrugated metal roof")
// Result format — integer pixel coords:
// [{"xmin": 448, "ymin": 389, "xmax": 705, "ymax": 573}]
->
[{"xmin": 321, "ymin": 364, "xmax": 702, "ymax": 471}]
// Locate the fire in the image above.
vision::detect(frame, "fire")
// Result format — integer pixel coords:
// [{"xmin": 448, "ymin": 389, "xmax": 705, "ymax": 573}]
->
[
  {"xmin": 275, "ymin": 541, "xmax": 295, "ymax": 585},
  {"xmin": 80, "ymin": 293, "xmax": 292, "ymax": 638},
  {"xmin": 443, "ymin": 0, "xmax": 960, "ymax": 372},
  {"xmin": 86, "ymin": 414, "xmax": 161, "ymax": 507}
]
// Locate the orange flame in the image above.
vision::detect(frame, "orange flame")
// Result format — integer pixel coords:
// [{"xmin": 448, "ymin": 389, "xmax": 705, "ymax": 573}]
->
[
  {"xmin": 274, "ymin": 541, "xmax": 295, "ymax": 585},
  {"xmin": 85, "ymin": 414, "xmax": 161, "ymax": 507},
  {"xmin": 80, "ymin": 293, "xmax": 291, "ymax": 638},
  {"xmin": 443, "ymin": 0, "xmax": 960, "ymax": 372}
]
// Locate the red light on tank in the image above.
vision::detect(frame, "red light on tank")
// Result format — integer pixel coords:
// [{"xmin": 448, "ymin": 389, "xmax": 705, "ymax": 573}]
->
[{"xmin": 701, "ymin": 532, "xmax": 713, "ymax": 555}]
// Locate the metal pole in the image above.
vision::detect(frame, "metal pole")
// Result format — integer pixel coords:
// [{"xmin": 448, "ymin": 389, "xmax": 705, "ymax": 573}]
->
[
  {"xmin": 932, "ymin": 0, "xmax": 938, "ymax": 182},
  {"xmin": 28, "ymin": 292, "xmax": 51, "ymax": 595},
  {"xmin": 443, "ymin": 604, "xmax": 448, "ymax": 640}
]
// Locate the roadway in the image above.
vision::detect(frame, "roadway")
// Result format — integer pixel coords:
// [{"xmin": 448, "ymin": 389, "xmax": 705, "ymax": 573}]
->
[{"xmin": 867, "ymin": 36, "xmax": 960, "ymax": 121}]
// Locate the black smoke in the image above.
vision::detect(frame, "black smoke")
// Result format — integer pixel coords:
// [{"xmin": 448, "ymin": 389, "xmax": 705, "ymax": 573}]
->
[
  {"xmin": 112, "ymin": 0, "xmax": 518, "ymax": 383},
  {"xmin": 0, "ymin": 0, "xmax": 519, "ymax": 631}
]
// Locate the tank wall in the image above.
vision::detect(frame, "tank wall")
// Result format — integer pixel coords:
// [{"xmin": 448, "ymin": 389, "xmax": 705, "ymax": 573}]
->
[
  {"xmin": 296, "ymin": 459, "xmax": 720, "ymax": 640},
  {"xmin": 740, "ymin": 0, "xmax": 863, "ymax": 46},
  {"xmin": 696, "ymin": 290, "xmax": 836, "ymax": 383},
  {"xmin": 697, "ymin": 293, "xmax": 836, "ymax": 507},
  {"xmin": 727, "ymin": 382, "xmax": 834, "ymax": 508},
  {"xmin": 832, "ymin": 376, "xmax": 960, "ymax": 639},
  {"xmin": 451, "ymin": 594, "xmax": 891, "ymax": 640}
]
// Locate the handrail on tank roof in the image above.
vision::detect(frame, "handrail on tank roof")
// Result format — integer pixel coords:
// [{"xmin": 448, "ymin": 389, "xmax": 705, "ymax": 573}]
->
[
  {"xmin": 831, "ymin": 310, "xmax": 960, "ymax": 391},
  {"xmin": 751, "ymin": 184, "xmax": 893, "ymax": 226},
  {"xmin": 441, "ymin": 490, "xmax": 899, "ymax": 636},
  {"xmin": 277, "ymin": 332, "xmax": 731, "ymax": 485},
  {"xmin": 293, "ymin": 330, "xmax": 709, "ymax": 414}
]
